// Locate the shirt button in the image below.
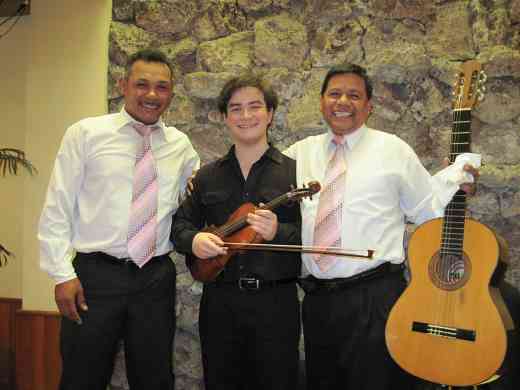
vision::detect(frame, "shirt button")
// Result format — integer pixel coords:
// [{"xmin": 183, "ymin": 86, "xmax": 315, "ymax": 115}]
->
[{"xmin": 243, "ymin": 192, "xmax": 249, "ymax": 199}]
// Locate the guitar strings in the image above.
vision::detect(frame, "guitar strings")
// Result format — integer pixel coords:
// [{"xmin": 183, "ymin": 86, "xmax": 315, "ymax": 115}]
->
[{"xmin": 439, "ymin": 82, "xmax": 467, "ymax": 328}]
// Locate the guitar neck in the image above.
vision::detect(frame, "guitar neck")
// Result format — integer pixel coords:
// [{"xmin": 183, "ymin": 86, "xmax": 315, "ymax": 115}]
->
[
  {"xmin": 441, "ymin": 107, "xmax": 472, "ymax": 257},
  {"xmin": 449, "ymin": 108, "xmax": 472, "ymax": 162}
]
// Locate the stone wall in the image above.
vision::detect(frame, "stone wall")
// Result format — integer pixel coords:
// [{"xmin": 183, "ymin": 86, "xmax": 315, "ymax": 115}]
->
[{"xmin": 108, "ymin": 1, "xmax": 520, "ymax": 388}]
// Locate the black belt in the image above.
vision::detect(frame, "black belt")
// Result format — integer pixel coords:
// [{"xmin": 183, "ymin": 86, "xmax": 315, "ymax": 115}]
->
[
  {"xmin": 209, "ymin": 277, "xmax": 297, "ymax": 291},
  {"xmin": 77, "ymin": 251, "xmax": 168, "ymax": 266},
  {"xmin": 298, "ymin": 262, "xmax": 404, "ymax": 295}
]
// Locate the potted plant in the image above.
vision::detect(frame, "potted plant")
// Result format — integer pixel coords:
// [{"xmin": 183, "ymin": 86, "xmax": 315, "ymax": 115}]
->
[{"xmin": 0, "ymin": 148, "xmax": 36, "ymax": 266}]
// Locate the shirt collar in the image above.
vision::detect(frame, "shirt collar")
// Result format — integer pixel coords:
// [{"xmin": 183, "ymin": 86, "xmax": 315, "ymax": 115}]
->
[
  {"xmin": 118, "ymin": 107, "xmax": 174, "ymax": 141},
  {"xmin": 217, "ymin": 144, "xmax": 282, "ymax": 166},
  {"xmin": 325, "ymin": 124, "xmax": 367, "ymax": 151}
]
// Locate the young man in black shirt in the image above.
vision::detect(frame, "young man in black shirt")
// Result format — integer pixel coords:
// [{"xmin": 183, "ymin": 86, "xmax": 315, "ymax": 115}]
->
[{"xmin": 171, "ymin": 75, "xmax": 301, "ymax": 390}]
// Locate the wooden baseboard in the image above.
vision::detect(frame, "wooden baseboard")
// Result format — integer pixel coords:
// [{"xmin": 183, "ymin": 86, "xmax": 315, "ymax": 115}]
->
[
  {"xmin": 0, "ymin": 298, "xmax": 22, "ymax": 390},
  {"xmin": 15, "ymin": 310, "xmax": 61, "ymax": 390}
]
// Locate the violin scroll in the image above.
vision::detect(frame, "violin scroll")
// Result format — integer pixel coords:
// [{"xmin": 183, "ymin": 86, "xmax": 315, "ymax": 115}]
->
[{"xmin": 287, "ymin": 181, "xmax": 321, "ymax": 202}]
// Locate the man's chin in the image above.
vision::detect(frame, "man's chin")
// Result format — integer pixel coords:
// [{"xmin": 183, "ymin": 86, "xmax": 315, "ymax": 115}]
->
[
  {"xmin": 331, "ymin": 127, "xmax": 356, "ymax": 136},
  {"xmin": 136, "ymin": 112, "xmax": 161, "ymax": 125}
]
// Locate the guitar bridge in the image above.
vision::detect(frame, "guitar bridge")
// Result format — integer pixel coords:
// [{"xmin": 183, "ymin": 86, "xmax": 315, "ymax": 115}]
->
[{"xmin": 412, "ymin": 321, "xmax": 476, "ymax": 342}]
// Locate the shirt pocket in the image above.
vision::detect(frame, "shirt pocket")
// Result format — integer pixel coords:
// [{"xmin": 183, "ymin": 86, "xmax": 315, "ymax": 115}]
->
[{"xmin": 200, "ymin": 189, "xmax": 233, "ymax": 225}]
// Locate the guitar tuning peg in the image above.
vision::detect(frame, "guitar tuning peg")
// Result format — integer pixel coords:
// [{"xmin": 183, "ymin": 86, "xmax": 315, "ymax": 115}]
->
[
  {"xmin": 477, "ymin": 90, "xmax": 485, "ymax": 102},
  {"xmin": 479, "ymin": 71, "xmax": 487, "ymax": 83}
]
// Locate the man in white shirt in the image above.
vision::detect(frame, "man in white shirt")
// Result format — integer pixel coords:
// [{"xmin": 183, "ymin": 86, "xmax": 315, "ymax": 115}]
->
[
  {"xmin": 284, "ymin": 64, "xmax": 478, "ymax": 390},
  {"xmin": 38, "ymin": 49, "xmax": 200, "ymax": 390}
]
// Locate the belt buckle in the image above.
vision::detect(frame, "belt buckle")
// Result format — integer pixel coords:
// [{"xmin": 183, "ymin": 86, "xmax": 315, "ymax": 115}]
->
[{"xmin": 238, "ymin": 277, "xmax": 260, "ymax": 290}]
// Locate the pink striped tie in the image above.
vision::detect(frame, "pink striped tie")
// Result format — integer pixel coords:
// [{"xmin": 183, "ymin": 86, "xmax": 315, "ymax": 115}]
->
[
  {"xmin": 127, "ymin": 123, "xmax": 158, "ymax": 267},
  {"xmin": 313, "ymin": 135, "xmax": 347, "ymax": 271}
]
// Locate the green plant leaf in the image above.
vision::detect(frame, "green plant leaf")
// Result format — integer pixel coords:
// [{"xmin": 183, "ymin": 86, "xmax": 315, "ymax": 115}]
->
[
  {"xmin": 0, "ymin": 243, "xmax": 13, "ymax": 267},
  {"xmin": 0, "ymin": 148, "xmax": 37, "ymax": 176}
]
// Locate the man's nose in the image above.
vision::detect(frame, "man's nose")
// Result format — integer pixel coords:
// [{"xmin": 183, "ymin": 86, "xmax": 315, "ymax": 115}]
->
[
  {"xmin": 241, "ymin": 108, "xmax": 252, "ymax": 118},
  {"xmin": 146, "ymin": 88, "xmax": 158, "ymax": 98},
  {"xmin": 338, "ymin": 93, "xmax": 350, "ymax": 104}
]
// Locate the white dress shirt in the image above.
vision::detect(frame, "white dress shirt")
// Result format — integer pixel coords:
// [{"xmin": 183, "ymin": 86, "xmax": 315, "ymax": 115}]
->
[
  {"xmin": 284, "ymin": 125, "xmax": 448, "ymax": 279},
  {"xmin": 39, "ymin": 109, "xmax": 200, "ymax": 283}
]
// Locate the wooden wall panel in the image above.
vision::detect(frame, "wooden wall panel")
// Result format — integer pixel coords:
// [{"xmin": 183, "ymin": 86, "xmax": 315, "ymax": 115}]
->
[
  {"xmin": 15, "ymin": 311, "xmax": 61, "ymax": 390},
  {"xmin": 0, "ymin": 298, "xmax": 22, "ymax": 390}
]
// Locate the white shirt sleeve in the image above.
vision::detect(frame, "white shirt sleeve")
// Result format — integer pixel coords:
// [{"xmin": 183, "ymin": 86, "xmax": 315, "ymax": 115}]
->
[
  {"xmin": 38, "ymin": 123, "xmax": 85, "ymax": 284},
  {"xmin": 179, "ymin": 143, "xmax": 200, "ymax": 199},
  {"xmin": 398, "ymin": 143, "xmax": 445, "ymax": 225},
  {"xmin": 398, "ymin": 148, "xmax": 481, "ymax": 225},
  {"xmin": 430, "ymin": 153, "xmax": 481, "ymax": 206}
]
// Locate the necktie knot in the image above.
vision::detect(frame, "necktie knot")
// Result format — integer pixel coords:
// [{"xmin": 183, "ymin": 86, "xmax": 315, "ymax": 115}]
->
[
  {"xmin": 333, "ymin": 135, "xmax": 346, "ymax": 146},
  {"xmin": 132, "ymin": 122, "xmax": 157, "ymax": 137}
]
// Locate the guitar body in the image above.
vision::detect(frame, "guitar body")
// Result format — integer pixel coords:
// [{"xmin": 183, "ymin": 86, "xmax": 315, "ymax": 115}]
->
[{"xmin": 386, "ymin": 217, "xmax": 510, "ymax": 386}]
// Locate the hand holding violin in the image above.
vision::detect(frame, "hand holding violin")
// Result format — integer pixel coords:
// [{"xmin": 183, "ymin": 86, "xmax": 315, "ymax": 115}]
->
[
  {"xmin": 192, "ymin": 232, "xmax": 227, "ymax": 259},
  {"xmin": 192, "ymin": 207, "xmax": 278, "ymax": 261},
  {"xmin": 246, "ymin": 206, "xmax": 278, "ymax": 241}
]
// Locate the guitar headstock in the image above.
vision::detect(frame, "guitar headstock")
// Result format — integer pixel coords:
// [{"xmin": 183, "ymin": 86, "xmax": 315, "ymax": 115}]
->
[
  {"xmin": 452, "ymin": 60, "xmax": 487, "ymax": 110},
  {"xmin": 288, "ymin": 181, "xmax": 321, "ymax": 202}
]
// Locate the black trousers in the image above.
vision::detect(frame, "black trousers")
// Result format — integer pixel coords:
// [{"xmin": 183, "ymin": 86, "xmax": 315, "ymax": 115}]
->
[
  {"xmin": 59, "ymin": 252, "xmax": 176, "ymax": 390},
  {"xmin": 302, "ymin": 270, "xmax": 416, "ymax": 390},
  {"xmin": 199, "ymin": 283, "xmax": 301, "ymax": 390}
]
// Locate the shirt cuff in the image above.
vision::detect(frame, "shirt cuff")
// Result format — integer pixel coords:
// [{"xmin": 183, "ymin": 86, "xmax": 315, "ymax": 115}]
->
[
  {"xmin": 52, "ymin": 251, "xmax": 78, "ymax": 284},
  {"xmin": 432, "ymin": 153, "xmax": 481, "ymax": 207}
]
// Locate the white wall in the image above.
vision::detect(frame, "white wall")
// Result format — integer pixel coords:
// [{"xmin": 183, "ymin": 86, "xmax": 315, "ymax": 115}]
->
[
  {"xmin": 0, "ymin": 0, "xmax": 112, "ymax": 310},
  {"xmin": 0, "ymin": 14, "xmax": 29, "ymax": 298}
]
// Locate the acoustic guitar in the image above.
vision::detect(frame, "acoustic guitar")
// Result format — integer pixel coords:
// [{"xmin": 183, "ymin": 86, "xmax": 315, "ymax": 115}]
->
[{"xmin": 385, "ymin": 60, "xmax": 514, "ymax": 387}]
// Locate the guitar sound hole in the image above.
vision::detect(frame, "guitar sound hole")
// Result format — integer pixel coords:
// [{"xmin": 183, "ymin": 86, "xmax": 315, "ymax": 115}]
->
[{"xmin": 429, "ymin": 252, "xmax": 471, "ymax": 291}]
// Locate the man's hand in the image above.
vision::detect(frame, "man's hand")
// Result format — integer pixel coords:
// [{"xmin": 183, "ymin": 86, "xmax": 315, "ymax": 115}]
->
[
  {"xmin": 192, "ymin": 232, "xmax": 227, "ymax": 259},
  {"xmin": 55, "ymin": 278, "xmax": 88, "ymax": 324},
  {"xmin": 461, "ymin": 164, "xmax": 479, "ymax": 196},
  {"xmin": 186, "ymin": 169, "xmax": 199, "ymax": 196},
  {"xmin": 247, "ymin": 208, "xmax": 278, "ymax": 241},
  {"xmin": 441, "ymin": 158, "xmax": 480, "ymax": 196}
]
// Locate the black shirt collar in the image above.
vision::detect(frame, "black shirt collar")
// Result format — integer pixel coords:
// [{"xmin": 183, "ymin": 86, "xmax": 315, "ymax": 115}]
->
[{"xmin": 217, "ymin": 144, "xmax": 283, "ymax": 167}]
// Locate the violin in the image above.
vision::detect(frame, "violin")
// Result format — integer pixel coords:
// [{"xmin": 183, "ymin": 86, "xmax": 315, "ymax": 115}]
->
[
  {"xmin": 187, "ymin": 182, "xmax": 318, "ymax": 282},
  {"xmin": 187, "ymin": 181, "xmax": 373, "ymax": 282}
]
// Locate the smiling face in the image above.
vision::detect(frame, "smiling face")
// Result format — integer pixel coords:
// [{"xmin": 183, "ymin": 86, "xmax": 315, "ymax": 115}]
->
[
  {"xmin": 224, "ymin": 86, "xmax": 273, "ymax": 147},
  {"xmin": 119, "ymin": 60, "xmax": 173, "ymax": 125},
  {"xmin": 320, "ymin": 73, "xmax": 372, "ymax": 136}
]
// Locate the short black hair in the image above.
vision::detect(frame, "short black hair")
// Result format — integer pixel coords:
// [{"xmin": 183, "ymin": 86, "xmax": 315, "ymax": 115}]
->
[
  {"xmin": 320, "ymin": 64, "xmax": 373, "ymax": 100},
  {"xmin": 125, "ymin": 49, "xmax": 173, "ymax": 80},
  {"xmin": 217, "ymin": 74, "xmax": 279, "ymax": 115}
]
